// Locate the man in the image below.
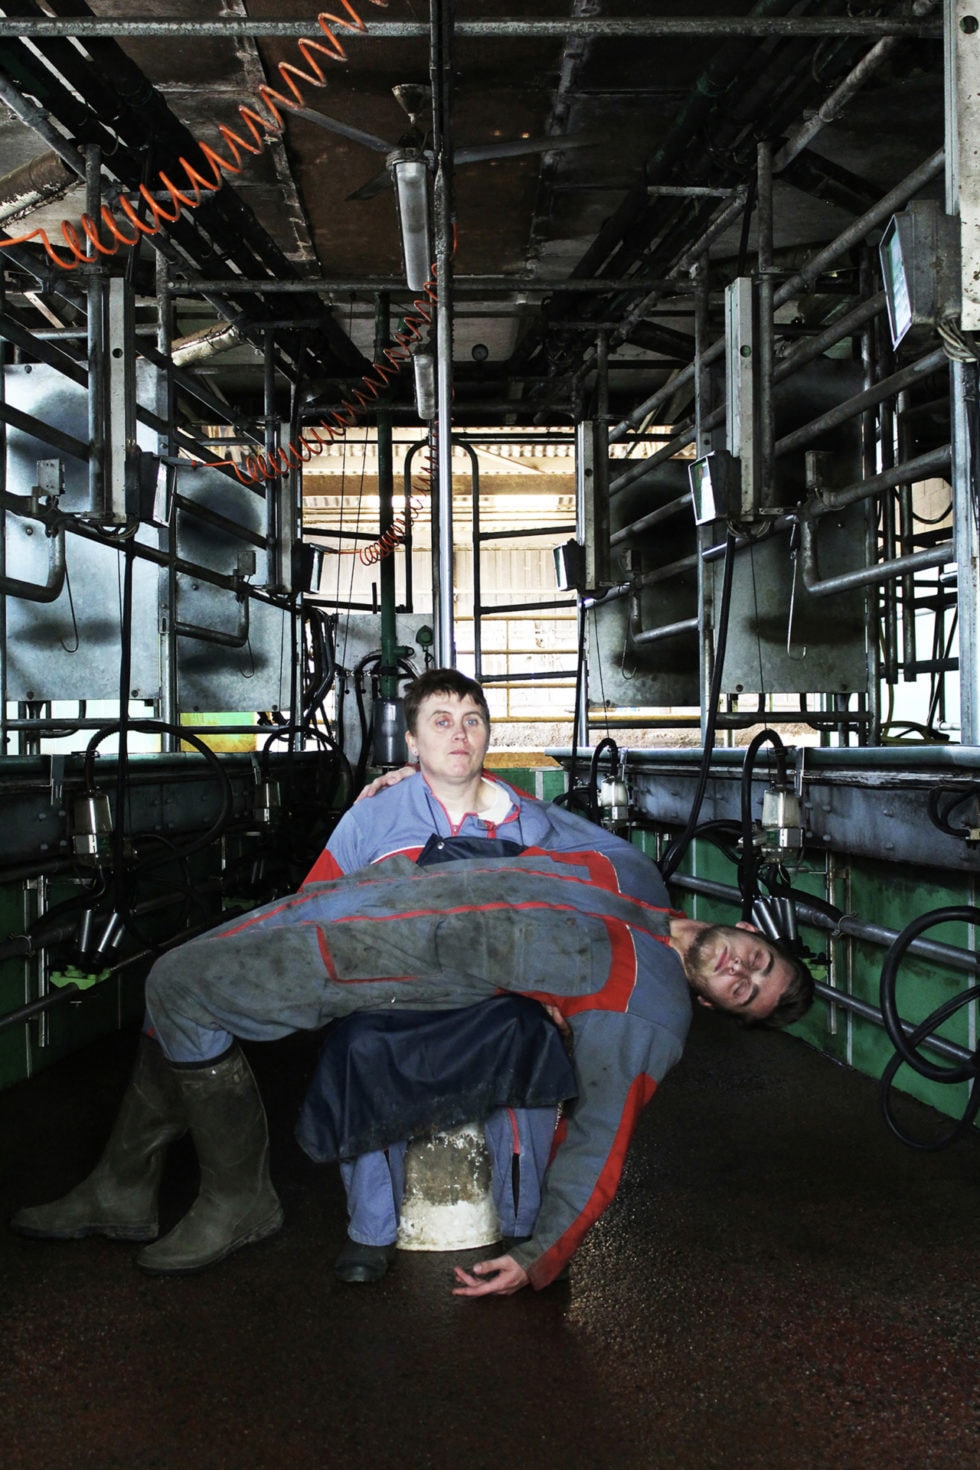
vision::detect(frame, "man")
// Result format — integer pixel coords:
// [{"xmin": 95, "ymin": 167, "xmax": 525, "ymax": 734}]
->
[
  {"xmin": 11, "ymin": 671, "xmax": 813, "ymax": 1295},
  {"xmin": 295, "ymin": 667, "xmax": 581, "ymax": 1284}
]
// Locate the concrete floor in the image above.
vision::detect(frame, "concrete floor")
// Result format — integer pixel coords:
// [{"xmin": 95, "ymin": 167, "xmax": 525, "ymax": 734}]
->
[{"xmin": 2, "ymin": 1014, "xmax": 980, "ymax": 1470}]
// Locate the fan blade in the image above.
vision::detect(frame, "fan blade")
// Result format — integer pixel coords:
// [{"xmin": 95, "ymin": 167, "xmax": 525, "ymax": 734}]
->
[
  {"xmin": 346, "ymin": 170, "xmax": 393, "ymax": 203},
  {"xmin": 289, "ymin": 107, "xmax": 395, "ymax": 155},
  {"xmin": 454, "ymin": 132, "xmax": 603, "ymax": 166}
]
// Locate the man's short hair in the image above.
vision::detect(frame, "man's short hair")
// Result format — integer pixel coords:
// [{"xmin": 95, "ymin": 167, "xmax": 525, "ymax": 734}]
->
[
  {"xmin": 759, "ymin": 937, "xmax": 816, "ymax": 1029},
  {"xmin": 403, "ymin": 668, "xmax": 490, "ymax": 735}
]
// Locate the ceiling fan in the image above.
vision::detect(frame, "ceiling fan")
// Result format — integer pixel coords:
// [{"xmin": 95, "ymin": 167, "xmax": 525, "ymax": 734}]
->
[{"xmin": 291, "ymin": 84, "xmax": 600, "ymax": 288}]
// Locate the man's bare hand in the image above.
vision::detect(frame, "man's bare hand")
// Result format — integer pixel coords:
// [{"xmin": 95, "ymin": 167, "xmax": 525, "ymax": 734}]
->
[
  {"xmin": 354, "ymin": 764, "xmax": 416, "ymax": 803},
  {"xmin": 451, "ymin": 1252, "xmax": 529, "ymax": 1298}
]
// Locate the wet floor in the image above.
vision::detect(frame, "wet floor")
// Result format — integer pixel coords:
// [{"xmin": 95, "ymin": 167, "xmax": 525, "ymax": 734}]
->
[{"xmin": 2, "ymin": 1014, "xmax": 979, "ymax": 1470}]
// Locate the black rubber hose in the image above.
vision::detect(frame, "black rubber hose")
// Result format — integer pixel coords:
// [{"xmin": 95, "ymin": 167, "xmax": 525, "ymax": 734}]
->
[
  {"xmin": 587, "ymin": 737, "xmax": 619, "ymax": 826},
  {"xmin": 879, "ymin": 984, "xmax": 980, "ymax": 1150},
  {"xmin": 878, "ymin": 905, "xmax": 980, "ymax": 1086},
  {"xmin": 927, "ymin": 784, "xmax": 980, "ymax": 839},
  {"xmin": 83, "ymin": 719, "xmax": 234, "ymax": 863},
  {"xmin": 738, "ymin": 728, "xmax": 787, "ymax": 920}
]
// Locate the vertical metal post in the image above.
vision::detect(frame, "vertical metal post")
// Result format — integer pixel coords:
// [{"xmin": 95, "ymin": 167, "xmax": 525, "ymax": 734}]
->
[
  {"xmin": 725, "ymin": 276, "xmax": 757, "ymax": 519},
  {"xmin": 0, "ymin": 267, "xmax": 6, "ymax": 755},
  {"xmin": 756, "ymin": 139, "xmax": 776, "ymax": 511},
  {"xmin": 263, "ymin": 332, "xmax": 283, "ymax": 592},
  {"xmin": 106, "ymin": 277, "xmax": 135, "ymax": 525},
  {"xmin": 861, "ymin": 251, "xmax": 883, "ymax": 744},
  {"xmin": 948, "ymin": 0, "xmax": 980, "ymax": 741},
  {"xmin": 83, "ymin": 144, "xmax": 106, "ymax": 519},
  {"xmin": 574, "ymin": 602, "xmax": 589, "ymax": 750},
  {"xmin": 593, "ymin": 330, "xmax": 611, "ymax": 588},
  {"xmin": 465, "ymin": 442, "xmax": 485, "ymax": 681},
  {"xmin": 156, "ymin": 252, "xmax": 178, "ymax": 745},
  {"xmin": 431, "ymin": 0, "xmax": 456, "ymax": 667},
  {"xmin": 694, "ymin": 252, "xmax": 715, "ymax": 745},
  {"xmin": 575, "ymin": 421, "xmax": 593, "ymax": 748},
  {"xmin": 375, "ymin": 294, "xmax": 400, "ymax": 699}
]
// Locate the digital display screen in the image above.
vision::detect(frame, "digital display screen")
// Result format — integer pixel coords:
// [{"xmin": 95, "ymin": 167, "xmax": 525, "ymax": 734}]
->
[
  {"xmin": 880, "ymin": 215, "xmax": 913, "ymax": 348},
  {"xmin": 689, "ymin": 457, "xmax": 715, "ymax": 524}
]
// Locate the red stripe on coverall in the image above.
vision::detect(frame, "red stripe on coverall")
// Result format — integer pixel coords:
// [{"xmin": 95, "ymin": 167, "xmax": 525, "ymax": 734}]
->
[
  {"xmin": 527, "ymin": 1071, "xmax": 659, "ymax": 1291},
  {"xmin": 318, "ymin": 901, "xmax": 650, "ymax": 1012}
]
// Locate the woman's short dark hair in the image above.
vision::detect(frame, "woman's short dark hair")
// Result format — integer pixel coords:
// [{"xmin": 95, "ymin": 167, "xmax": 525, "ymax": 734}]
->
[{"xmin": 403, "ymin": 668, "xmax": 490, "ymax": 735}]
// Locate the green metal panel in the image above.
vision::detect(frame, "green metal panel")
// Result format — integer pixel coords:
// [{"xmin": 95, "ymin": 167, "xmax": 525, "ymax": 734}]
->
[{"xmin": 679, "ymin": 835, "xmax": 979, "ymax": 1133}]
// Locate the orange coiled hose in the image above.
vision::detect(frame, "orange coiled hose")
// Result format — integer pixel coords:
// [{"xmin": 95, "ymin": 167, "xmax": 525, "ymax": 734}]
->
[
  {"xmin": 222, "ymin": 272, "xmax": 438, "ymax": 487},
  {"xmin": 0, "ymin": 3, "xmax": 391, "ymax": 269},
  {"xmin": 209, "ymin": 269, "xmax": 441, "ymax": 564},
  {"xmin": 358, "ymin": 435, "xmax": 435, "ymax": 566},
  {"xmin": 0, "ymin": 0, "xmax": 439, "ymax": 564}
]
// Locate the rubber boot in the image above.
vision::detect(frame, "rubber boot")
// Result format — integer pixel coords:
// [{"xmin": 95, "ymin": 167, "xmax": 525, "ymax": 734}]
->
[
  {"xmin": 9, "ymin": 1034, "xmax": 185, "ymax": 1242},
  {"xmin": 136, "ymin": 1043, "xmax": 283, "ymax": 1275}
]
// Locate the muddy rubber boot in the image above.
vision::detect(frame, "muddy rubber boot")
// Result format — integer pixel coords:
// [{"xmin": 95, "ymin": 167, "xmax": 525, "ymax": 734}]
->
[
  {"xmin": 9, "ymin": 1034, "xmax": 185, "ymax": 1242},
  {"xmin": 136, "ymin": 1044, "xmax": 283, "ymax": 1275}
]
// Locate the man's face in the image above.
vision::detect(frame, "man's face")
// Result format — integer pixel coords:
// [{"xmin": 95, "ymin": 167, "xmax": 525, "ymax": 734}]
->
[
  {"xmin": 683, "ymin": 923, "xmax": 793, "ymax": 1022},
  {"xmin": 406, "ymin": 693, "xmax": 490, "ymax": 787}
]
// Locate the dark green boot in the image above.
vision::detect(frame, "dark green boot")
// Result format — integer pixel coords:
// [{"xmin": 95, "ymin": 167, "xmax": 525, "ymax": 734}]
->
[
  {"xmin": 136, "ymin": 1044, "xmax": 283, "ymax": 1275},
  {"xmin": 10, "ymin": 1034, "xmax": 185, "ymax": 1242}
]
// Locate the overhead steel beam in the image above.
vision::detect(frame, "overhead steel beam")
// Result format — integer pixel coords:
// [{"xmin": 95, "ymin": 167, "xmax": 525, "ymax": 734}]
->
[
  {"xmin": 166, "ymin": 276, "xmax": 699, "ymax": 295},
  {"xmin": 0, "ymin": 19, "xmax": 946, "ymax": 40}
]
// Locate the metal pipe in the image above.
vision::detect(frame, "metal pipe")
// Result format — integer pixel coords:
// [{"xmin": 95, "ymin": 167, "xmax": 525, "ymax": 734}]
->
[
  {"xmin": 0, "ymin": 515, "xmax": 66, "ymax": 602},
  {"xmin": 773, "ymin": 149, "xmax": 946, "ymax": 309},
  {"xmin": 631, "ymin": 616, "xmax": 699, "ymax": 647},
  {"xmin": 775, "ymin": 347, "xmax": 948, "ymax": 458},
  {"xmin": 476, "ymin": 597, "xmax": 577, "ymax": 617},
  {"xmin": 811, "ymin": 446, "xmax": 952, "ymax": 515},
  {"xmin": 0, "ymin": 401, "xmax": 89, "ymax": 462},
  {"xmin": 83, "ymin": 144, "xmax": 106, "ymax": 519},
  {"xmin": 0, "ymin": 150, "xmax": 76, "ymax": 223},
  {"xmin": 169, "ymin": 275, "xmax": 700, "ymax": 296},
  {"xmin": 0, "ymin": 269, "xmax": 7, "ymax": 754},
  {"xmin": 772, "ymin": 292, "xmax": 886, "ymax": 383},
  {"xmin": 460, "ymin": 442, "xmax": 485, "ymax": 680},
  {"xmin": 0, "ymin": 19, "xmax": 944, "ymax": 38},
  {"xmin": 595, "ymin": 190, "xmax": 748, "ymax": 378},
  {"xmin": 56, "ymin": 510, "xmax": 289, "ymax": 607},
  {"xmin": 609, "ymin": 339, "xmax": 725, "ymax": 447},
  {"xmin": 773, "ymin": 35, "xmax": 904, "ymax": 172},
  {"xmin": 0, "ymin": 71, "xmax": 89, "ymax": 178},
  {"xmin": 0, "ymin": 309, "xmax": 87, "ymax": 387},
  {"xmin": 757, "ymin": 139, "xmax": 776, "ymax": 511},
  {"xmin": 431, "ymin": 0, "xmax": 456, "ymax": 668},
  {"xmin": 609, "ymin": 493, "xmax": 690, "ymax": 547},
  {"xmin": 170, "ymin": 323, "xmax": 245, "ymax": 367},
  {"xmin": 174, "ymin": 597, "xmax": 250, "ymax": 649},
  {"xmin": 798, "ymin": 519, "xmax": 953, "ymax": 597},
  {"xmin": 895, "ymin": 389, "xmax": 918, "ymax": 683},
  {"xmin": 375, "ymin": 298, "xmax": 400, "ymax": 700}
]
